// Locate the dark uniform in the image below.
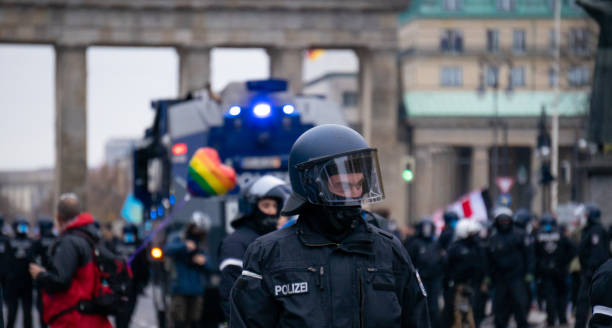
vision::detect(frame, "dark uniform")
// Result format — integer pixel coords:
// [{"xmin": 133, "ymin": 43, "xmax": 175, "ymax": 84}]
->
[
  {"xmin": 444, "ymin": 225, "xmax": 487, "ymax": 328},
  {"xmin": 229, "ymin": 124, "xmax": 429, "ymax": 327},
  {"xmin": 112, "ymin": 223, "xmax": 150, "ymax": 328},
  {"xmin": 487, "ymin": 208, "xmax": 533, "ymax": 328},
  {"xmin": 34, "ymin": 218, "xmax": 56, "ymax": 328},
  {"xmin": 439, "ymin": 211, "xmax": 459, "ymax": 252},
  {"xmin": 575, "ymin": 205, "xmax": 610, "ymax": 328},
  {"xmin": 589, "ymin": 259, "xmax": 612, "ymax": 328},
  {"xmin": 407, "ymin": 219, "xmax": 445, "ymax": 328},
  {"xmin": 6, "ymin": 219, "xmax": 36, "ymax": 328},
  {"xmin": 513, "ymin": 209, "xmax": 537, "ymax": 312},
  {"xmin": 534, "ymin": 213, "xmax": 576, "ymax": 327},
  {"xmin": 218, "ymin": 175, "xmax": 289, "ymax": 320}
]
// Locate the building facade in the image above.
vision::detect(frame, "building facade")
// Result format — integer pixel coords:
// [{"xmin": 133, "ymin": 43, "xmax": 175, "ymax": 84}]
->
[
  {"xmin": 303, "ymin": 72, "xmax": 360, "ymax": 130},
  {"xmin": 398, "ymin": 0, "xmax": 597, "ymax": 220}
]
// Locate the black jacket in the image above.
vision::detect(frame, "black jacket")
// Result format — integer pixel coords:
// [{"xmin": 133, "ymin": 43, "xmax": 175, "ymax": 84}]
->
[
  {"xmin": 34, "ymin": 233, "xmax": 57, "ymax": 271},
  {"xmin": 589, "ymin": 259, "xmax": 612, "ymax": 328},
  {"xmin": 487, "ymin": 228, "xmax": 534, "ymax": 283},
  {"xmin": 229, "ymin": 217, "xmax": 429, "ymax": 328},
  {"xmin": 6, "ymin": 235, "xmax": 35, "ymax": 294},
  {"xmin": 534, "ymin": 228, "xmax": 576, "ymax": 278},
  {"xmin": 579, "ymin": 223, "xmax": 610, "ymax": 276},
  {"xmin": 218, "ymin": 226, "xmax": 261, "ymax": 319},
  {"xmin": 438, "ymin": 228, "xmax": 454, "ymax": 252},
  {"xmin": 112, "ymin": 239, "xmax": 150, "ymax": 293},
  {"xmin": 0, "ymin": 233, "xmax": 10, "ymax": 284},
  {"xmin": 446, "ymin": 237, "xmax": 487, "ymax": 287},
  {"xmin": 406, "ymin": 236, "xmax": 445, "ymax": 280}
]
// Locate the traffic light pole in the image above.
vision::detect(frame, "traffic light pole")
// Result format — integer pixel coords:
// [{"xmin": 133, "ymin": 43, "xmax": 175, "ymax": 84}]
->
[{"xmin": 551, "ymin": 0, "xmax": 561, "ymax": 212}]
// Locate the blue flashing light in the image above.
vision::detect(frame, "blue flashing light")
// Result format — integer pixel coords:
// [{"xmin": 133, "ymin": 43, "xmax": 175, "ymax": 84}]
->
[
  {"xmin": 253, "ymin": 103, "xmax": 271, "ymax": 118},
  {"xmin": 228, "ymin": 106, "xmax": 241, "ymax": 116},
  {"xmin": 157, "ymin": 206, "xmax": 164, "ymax": 217},
  {"xmin": 150, "ymin": 209, "xmax": 157, "ymax": 220},
  {"xmin": 169, "ymin": 194, "xmax": 176, "ymax": 205},
  {"xmin": 282, "ymin": 104, "xmax": 295, "ymax": 115}
]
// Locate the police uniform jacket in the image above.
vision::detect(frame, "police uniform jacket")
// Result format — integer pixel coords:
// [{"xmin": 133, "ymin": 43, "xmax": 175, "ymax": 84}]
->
[
  {"xmin": 579, "ymin": 223, "xmax": 610, "ymax": 277},
  {"xmin": 229, "ymin": 216, "xmax": 429, "ymax": 328},
  {"xmin": 487, "ymin": 228, "xmax": 534, "ymax": 283}
]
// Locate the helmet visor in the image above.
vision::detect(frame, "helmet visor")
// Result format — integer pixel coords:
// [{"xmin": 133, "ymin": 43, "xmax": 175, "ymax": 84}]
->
[{"xmin": 298, "ymin": 149, "xmax": 384, "ymax": 206}]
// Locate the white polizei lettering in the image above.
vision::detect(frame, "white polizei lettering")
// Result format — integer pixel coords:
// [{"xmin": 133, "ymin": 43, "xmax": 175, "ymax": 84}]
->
[
  {"xmin": 593, "ymin": 305, "xmax": 612, "ymax": 317},
  {"xmin": 274, "ymin": 282, "xmax": 309, "ymax": 296}
]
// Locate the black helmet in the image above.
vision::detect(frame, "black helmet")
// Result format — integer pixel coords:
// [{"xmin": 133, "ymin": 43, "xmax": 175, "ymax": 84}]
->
[
  {"xmin": 38, "ymin": 217, "xmax": 54, "ymax": 236},
  {"xmin": 585, "ymin": 204, "xmax": 601, "ymax": 225},
  {"xmin": 233, "ymin": 175, "xmax": 289, "ymax": 228},
  {"xmin": 123, "ymin": 223, "xmax": 138, "ymax": 235},
  {"xmin": 417, "ymin": 219, "xmax": 436, "ymax": 239},
  {"xmin": 493, "ymin": 207, "xmax": 513, "ymax": 232},
  {"xmin": 539, "ymin": 213, "xmax": 557, "ymax": 232},
  {"xmin": 281, "ymin": 124, "xmax": 384, "ymax": 216},
  {"xmin": 513, "ymin": 209, "xmax": 532, "ymax": 229},
  {"xmin": 13, "ymin": 218, "xmax": 30, "ymax": 236},
  {"xmin": 443, "ymin": 211, "xmax": 459, "ymax": 227}
]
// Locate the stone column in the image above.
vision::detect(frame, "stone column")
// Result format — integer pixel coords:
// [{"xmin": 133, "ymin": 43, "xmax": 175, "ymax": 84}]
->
[
  {"xmin": 267, "ymin": 48, "xmax": 304, "ymax": 94},
  {"xmin": 358, "ymin": 49, "xmax": 407, "ymax": 223},
  {"xmin": 178, "ymin": 46, "xmax": 211, "ymax": 97},
  {"xmin": 55, "ymin": 45, "xmax": 88, "ymax": 204},
  {"xmin": 471, "ymin": 146, "xmax": 490, "ymax": 191},
  {"xmin": 413, "ymin": 146, "xmax": 435, "ymax": 220}
]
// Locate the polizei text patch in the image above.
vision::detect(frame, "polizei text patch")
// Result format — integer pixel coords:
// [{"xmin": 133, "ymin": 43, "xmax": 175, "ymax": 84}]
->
[{"xmin": 274, "ymin": 282, "xmax": 308, "ymax": 296}]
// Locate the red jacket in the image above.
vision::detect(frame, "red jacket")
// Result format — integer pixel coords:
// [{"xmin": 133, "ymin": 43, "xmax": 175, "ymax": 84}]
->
[{"xmin": 37, "ymin": 213, "xmax": 112, "ymax": 328}]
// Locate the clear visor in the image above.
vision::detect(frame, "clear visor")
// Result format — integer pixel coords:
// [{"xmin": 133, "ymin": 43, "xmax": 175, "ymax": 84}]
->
[{"xmin": 298, "ymin": 149, "xmax": 384, "ymax": 206}]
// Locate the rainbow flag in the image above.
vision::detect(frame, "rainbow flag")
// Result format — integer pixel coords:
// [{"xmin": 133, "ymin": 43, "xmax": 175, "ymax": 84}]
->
[{"xmin": 187, "ymin": 147, "xmax": 237, "ymax": 197}]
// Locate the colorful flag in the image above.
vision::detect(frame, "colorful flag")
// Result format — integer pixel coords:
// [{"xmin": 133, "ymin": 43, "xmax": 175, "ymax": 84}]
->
[
  {"xmin": 187, "ymin": 147, "xmax": 237, "ymax": 197},
  {"xmin": 307, "ymin": 49, "xmax": 325, "ymax": 60}
]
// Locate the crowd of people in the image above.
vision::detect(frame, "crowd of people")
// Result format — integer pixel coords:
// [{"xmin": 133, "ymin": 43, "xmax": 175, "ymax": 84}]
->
[{"xmin": 0, "ymin": 124, "xmax": 610, "ymax": 328}]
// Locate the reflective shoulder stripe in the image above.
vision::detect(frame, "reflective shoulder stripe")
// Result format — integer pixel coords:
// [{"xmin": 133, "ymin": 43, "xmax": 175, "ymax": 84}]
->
[
  {"xmin": 593, "ymin": 305, "xmax": 612, "ymax": 317},
  {"xmin": 219, "ymin": 258, "xmax": 243, "ymax": 271},
  {"xmin": 241, "ymin": 270, "xmax": 263, "ymax": 280}
]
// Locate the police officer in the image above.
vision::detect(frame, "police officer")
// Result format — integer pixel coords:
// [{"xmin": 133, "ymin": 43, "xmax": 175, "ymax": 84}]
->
[
  {"xmin": 513, "ymin": 209, "xmax": 538, "ymax": 312},
  {"xmin": 575, "ymin": 204, "xmax": 610, "ymax": 328},
  {"xmin": 34, "ymin": 217, "xmax": 56, "ymax": 328},
  {"xmin": 218, "ymin": 175, "xmax": 289, "ymax": 319},
  {"xmin": 535, "ymin": 213, "xmax": 576, "ymax": 327},
  {"xmin": 113, "ymin": 223, "xmax": 150, "ymax": 328},
  {"xmin": 444, "ymin": 219, "xmax": 486, "ymax": 328},
  {"xmin": 229, "ymin": 124, "xmax": 429, "ymax": 327},
  {"xmin": 589, "ymin": 258, "xmax": 612, "ymax": 328},
  {"xmin": 439, "ymin": 211, "xmax": 459, "ymax": 252},
  {"xmin": 6, "ymin": 218, "xmax": 35, "ymax": 328},
  {"xmin": 487, "ymin": 207, "xmax": 533, "ymax": 328},
  {"xmin": 0, "ymin": 215, "xmax": 10, "ymax": 328},
  {"xmin": 407, "ymin": 219, "xmax": 445, "ymax": 328}
]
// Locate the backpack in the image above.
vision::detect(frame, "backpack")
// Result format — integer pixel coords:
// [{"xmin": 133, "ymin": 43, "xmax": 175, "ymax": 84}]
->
[{"xmin": 70, "ymin": 230, "xmax": 134, "ymax": 316}]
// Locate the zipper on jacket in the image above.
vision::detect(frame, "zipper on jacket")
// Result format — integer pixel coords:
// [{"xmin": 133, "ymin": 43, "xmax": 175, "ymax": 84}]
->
[{"xmin": 319, "ymin": 266, "xmax": 325, "ymax": 290}]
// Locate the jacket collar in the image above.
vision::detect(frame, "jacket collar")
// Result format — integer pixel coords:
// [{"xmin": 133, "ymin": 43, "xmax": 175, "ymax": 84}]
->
[
  {"xmin": 295, "ymin": 216, "xmax": 375, "ymax": 256},
  {"xmin": 63, "ymin": 212, "xmax": 95, "ymax": 232}
]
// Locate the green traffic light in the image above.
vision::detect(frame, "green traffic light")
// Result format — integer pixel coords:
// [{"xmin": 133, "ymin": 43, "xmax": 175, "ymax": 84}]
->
[{"xmin": 402, "ymin": 169, "xmax": 414, "ymax": 182}]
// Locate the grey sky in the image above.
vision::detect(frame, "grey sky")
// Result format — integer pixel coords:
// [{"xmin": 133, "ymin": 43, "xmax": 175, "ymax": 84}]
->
[{"xmin": 0, "ymin": 45, "xmax": 357, "ymax": 170}]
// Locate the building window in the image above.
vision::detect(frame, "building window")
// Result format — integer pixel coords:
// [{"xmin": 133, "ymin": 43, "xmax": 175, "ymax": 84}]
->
[
  {"xmin": 486, "ymin": 66, "xmax": 499, "ymax": 87},
  {"xmin": 548, "ymin": 67, "xmax": 558, "ymax": 87},
  {"xmin": 568, "ymin": 66, "xmax": 590, "ymax": 87},
  {"xmin": 342, "ymin": 91, "xmax": 358, "ymax": 107},
  {"xmin": 549, "ymin": 29, "xmax": 558, "ymax": 53},
  {"xmin": 443, "ymin": 0, "xmax": 462, "ymax": 11},
  {"xmin": 487, "ymin": 29, "xmax": 500, "ymax": 53},
  {"xmin": 511, "ymin": 67, "xmax": 525, "ymax": 87},
  {"xmin": 497, "ymin": 0, "xmax": 515, "ymax": 11},
  {"xmin": 440, "ymin": 67, "xmax": 463, "ymax": 86},
  {"xmin": 440, "ymin": 29, "xmax": 464, "ymax": 53},
  {"xmin": 569, "ymin": 28, "xmax": 590, "ymax": 55},
  {"xmin": 513, "ymin": 29, "xmax": 526, "ymax": 54}
]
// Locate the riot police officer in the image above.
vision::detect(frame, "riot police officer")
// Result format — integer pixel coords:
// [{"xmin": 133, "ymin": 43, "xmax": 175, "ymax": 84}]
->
[
  {"xmin": 534, "ymin": 213, "xmax": 576, "ymax": 327},
  {"xmin": 229, "ymin": 124, "xmax": 429, "ymax": 327},
  {"xmin": 575, "ymin": 204, "xmax": 610, "ymax": 328},
  {"xmin": 34, "ymin": 217, "xmax": 55, "ymax": 328},
  {"xmin": 513, "ymin": 209, "xmax": 537, "ymax": 312},
  {"xmin": 6, "ymin": 218, "xmax": 35, "ymax": 328},
  {"xmin": 113, "ymin": 223, "xmax": 150, "ymax": 328},
  {"xmin": 218, "ymin": 175, "xmax": 289, "ymax": 319},
  {"xmin": 444, "ymin": 219, "xmax": 487, "ymax": 328},
  {"xmin": 487, "ymin": 207, "xmax": 533, "ymax": 328},
  {"xmin": 407, "ymin": 219, "xmax": 445, "ymax": 328}
]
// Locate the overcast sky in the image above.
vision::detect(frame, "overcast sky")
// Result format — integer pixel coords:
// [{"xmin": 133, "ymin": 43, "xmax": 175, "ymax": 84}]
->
[{"xmin": 0, "ymin": 45, "xmax": 357, "ymax": 170}]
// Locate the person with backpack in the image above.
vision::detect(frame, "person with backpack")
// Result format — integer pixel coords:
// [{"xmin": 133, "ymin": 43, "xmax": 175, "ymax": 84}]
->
[
  {"xmin": 29, "ymin": 193, "xmax": 112, "ymax": 328},
  {"xmin": 6, "ymin": 218, "xmax": 36, "ymax": 328}
]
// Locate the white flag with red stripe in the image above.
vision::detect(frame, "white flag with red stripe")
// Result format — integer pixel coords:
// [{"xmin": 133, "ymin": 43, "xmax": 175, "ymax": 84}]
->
[{"xmin": 432, "ymin": 190, "xmax": 488, "ymax": 233}]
